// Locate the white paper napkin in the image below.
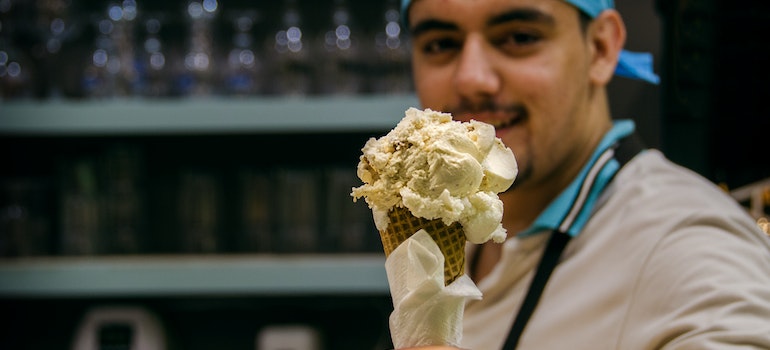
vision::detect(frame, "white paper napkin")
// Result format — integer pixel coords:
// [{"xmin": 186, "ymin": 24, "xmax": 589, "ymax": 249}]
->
[{"xmin": 385, "ymin": 229, "xmax": 482, "ymax": 349}]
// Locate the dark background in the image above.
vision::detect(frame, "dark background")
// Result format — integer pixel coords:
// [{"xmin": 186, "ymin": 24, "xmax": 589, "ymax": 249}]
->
[{"xmin": 611, "ymin": 0, "xmax": 769, "ymax": 190}]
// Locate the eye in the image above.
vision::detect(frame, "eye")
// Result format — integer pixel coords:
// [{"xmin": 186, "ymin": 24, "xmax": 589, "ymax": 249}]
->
[
  {"xmin": 493, "ymin": 29, "xmax": 542, "ymax": 54},
  {"xmin": 421, "ymin": 37, "xmax": 461, "ymax": 55},
  {"xmin": 508, "ymin": 32, "xmax": 540, "ymax": 45}
]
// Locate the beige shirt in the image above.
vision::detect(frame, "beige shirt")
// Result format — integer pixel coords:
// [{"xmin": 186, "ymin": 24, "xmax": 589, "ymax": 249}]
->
[{"xmin": 462, "ymin": 150, "xmax": 770, "ymax": 349}]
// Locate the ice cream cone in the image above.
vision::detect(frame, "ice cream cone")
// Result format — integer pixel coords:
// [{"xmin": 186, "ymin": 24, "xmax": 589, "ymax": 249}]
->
[{"xmin": 381, "ymin": 206, "xmax": 466, "ymax": 285}]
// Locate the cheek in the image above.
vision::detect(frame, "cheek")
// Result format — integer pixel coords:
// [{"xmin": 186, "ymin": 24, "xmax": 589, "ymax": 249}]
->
[
  {"xmin": 501, "ymin": 61, "xmax": 581, "ymax": 175},
  {"xmin": 511, "ymin": 54, "xmax": 573, "ymax": 101},
  {"xmin": 412, "ymin": 61, "xmax": 448, "ymax": 108},
  {"xmin": 513, "ymin": 52, "xmax": 584, "ymax": 126}
]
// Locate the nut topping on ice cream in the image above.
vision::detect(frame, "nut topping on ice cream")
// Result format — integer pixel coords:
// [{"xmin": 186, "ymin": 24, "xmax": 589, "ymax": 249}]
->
[{"xmin": 351, "ymin": 107, "xmax": 518, "ymax": 244}]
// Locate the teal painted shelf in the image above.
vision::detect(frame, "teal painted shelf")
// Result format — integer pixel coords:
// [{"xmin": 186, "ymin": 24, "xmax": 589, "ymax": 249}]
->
[
  {"xmin": 0, "ymin": 96, "xmax": 410, "ymax": 299},
  {"xmin": 0, "ymin": 254, "xmax": 389, "ymax": 297},
  {"xmin": 0, "ymin": 95, "xmax": 420, "ymax": 135}
]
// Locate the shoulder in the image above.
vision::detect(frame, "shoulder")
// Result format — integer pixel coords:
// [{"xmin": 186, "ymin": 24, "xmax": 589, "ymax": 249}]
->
[
  {"xmin": 602, "ymin": 149, "xmax": 768, "ymax": 252},
  {"xmin": 609, "ymin": 149, "xmax": 754, "ymax": 225},
  {"xmin": 599, "ymin": 150, "xmax": 770, "ymax": 347},
  {"xmin": 589, "ymin": 148, "xmax": 770, "ymax": 295}
]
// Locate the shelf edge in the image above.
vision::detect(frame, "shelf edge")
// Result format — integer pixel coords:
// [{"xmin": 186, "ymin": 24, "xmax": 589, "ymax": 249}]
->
[
  {"xmin": 0, "ymin": 254, "xmax": 389, "ymax": 298},
  {"xmin": 0, "ymin": 95, "xmax": 420, "ymax": 135}
]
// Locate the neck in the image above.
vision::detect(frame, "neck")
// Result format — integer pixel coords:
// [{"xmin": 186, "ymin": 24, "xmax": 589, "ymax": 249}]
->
[{"xmin": 503, "ymin": 88, "xmax": 613, "ymax": 238}]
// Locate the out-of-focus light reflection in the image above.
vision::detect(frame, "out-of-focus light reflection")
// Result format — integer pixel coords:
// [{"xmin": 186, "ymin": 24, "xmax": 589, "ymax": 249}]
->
[
  {"xmin": 108, "ymin": 5, "xmax": 123, "ymax": 21},
  {"xmin": 99, "ymin": 20, "xmax": 113, "ymax": 35},
  {"xmin": 187, "ymin": 2, "xmax": 203, "ymax": 18},
  {"xmin": 144, "ymin": 38, "xmax": 160, "ymax": 52},
  {"xmin": 202, "ymin": 0, "xmax": 217, "ymax": 13},
  {"xmin": 386, "ymin": 21, "xmax": 400, "ymax": 37},
  {"xmin": 756, "ymin": 217, "xmax": 769, "ymax": 235},
  {"xmin": 149, "ymin": 52, "xmax": 165, "ymax": 69},
  {"xmin": 93, "ymin": 49, "xmax": 108, "ymax": 67},
  {"xmin": 185, "ymin": 52, "xmax": 210, "ymax": 71},
  {"xmin": 51, "ymin": 18, "xmax": 65, "ymax": 35},
  {"xmin": 7, "ymin": 61, "xmax": 20, "ymax": 77}
]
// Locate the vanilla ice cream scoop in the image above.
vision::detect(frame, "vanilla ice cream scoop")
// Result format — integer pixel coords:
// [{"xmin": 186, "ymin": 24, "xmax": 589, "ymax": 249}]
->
[{"xmin": 351, "ymin": 107, "xmax": 517, "ymax": 244}]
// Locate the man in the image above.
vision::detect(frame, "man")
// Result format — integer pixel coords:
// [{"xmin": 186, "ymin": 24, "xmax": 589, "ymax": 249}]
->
[{"xmin": 390, "ymin": 0, "xmax": 770, "ymax": 349}]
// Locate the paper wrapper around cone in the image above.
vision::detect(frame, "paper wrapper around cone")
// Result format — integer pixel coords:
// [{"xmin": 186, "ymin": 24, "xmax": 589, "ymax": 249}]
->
[{"xmin": 381, "ymin": 206, "xmax": 466, "ymax": 285}]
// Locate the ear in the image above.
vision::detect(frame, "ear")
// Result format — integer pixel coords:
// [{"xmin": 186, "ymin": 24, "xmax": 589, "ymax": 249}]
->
[{"xmin": 587, "ymin": 9, "xmax": 626, "ymax": 85}]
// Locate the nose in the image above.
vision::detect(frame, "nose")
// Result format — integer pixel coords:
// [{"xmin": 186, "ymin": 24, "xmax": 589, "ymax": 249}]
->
[{"xmin": 453, "ymin": 34, "xmax": 501, "ymax": 103}]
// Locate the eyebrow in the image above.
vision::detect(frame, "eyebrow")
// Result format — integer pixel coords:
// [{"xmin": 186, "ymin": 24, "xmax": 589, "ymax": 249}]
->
[
  {"xmin": 488, "ymin": 8, "xmax": 555, "ymax": 27},
  {"xmin": 410, "ymin": 19, "xmax": 457, "ymax": 37},
  {"xmin": 410, "ymin": 7, "xmax": 555, "ymax": 37}
]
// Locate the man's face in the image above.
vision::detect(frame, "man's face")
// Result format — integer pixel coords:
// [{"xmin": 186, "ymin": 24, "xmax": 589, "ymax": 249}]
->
[{"xmin": 408, "ymin": 0, "xmax": 609, "ymax": 191}]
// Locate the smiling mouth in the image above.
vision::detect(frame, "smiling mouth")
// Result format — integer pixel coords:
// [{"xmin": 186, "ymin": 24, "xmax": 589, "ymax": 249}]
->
[
  {"xmin": 475, "ymin": 108, "xmax": 527, "ymax": 133},
  {"xmin": 450, "ymin": 103, "xmax": 527, "ymax": 132},
  {"xmin": 486, "ymin": 113, "xmax": 524, "ymax": 130}
]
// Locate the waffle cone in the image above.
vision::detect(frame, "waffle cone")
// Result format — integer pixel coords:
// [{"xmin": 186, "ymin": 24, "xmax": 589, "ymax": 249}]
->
[{"xmin": 380, "ymin": 206, "xmax": 466, "ymax": 285}]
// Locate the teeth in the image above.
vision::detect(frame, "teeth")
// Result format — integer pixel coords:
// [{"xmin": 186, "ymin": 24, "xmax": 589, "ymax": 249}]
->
[
  {"xmin": 487, "ymin": 120, "xmax": 507, "ymax": 128},
  {"xmin": 473, "ymin": 111, "xmax": 523, "ymax": 129},
  {"xmin": 489, "ymin": 119, "xmax": 513, "ymax": 129}
]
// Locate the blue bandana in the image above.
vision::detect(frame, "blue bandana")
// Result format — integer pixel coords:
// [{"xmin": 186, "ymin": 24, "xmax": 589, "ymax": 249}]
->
[{"xmin": 400, "ymin": 0, "xmax": 660, "ymax": 84}]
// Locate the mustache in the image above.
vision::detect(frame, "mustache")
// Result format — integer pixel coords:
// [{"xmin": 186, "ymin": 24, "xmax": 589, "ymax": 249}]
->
[{"xmin": 446, "ymin": 100, "xmax": 527, "ymax": 117}]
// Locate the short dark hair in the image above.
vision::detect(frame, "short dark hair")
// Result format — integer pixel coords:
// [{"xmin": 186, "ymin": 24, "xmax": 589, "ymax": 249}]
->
[{"xmin": 578, "ymin": 10, "xmax": 592, "ymax": 33}]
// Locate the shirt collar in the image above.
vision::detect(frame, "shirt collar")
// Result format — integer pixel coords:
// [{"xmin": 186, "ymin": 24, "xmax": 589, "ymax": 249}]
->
[{"xmin": 519, "ymin": 120, "xmax": 636, "ymax": 237}]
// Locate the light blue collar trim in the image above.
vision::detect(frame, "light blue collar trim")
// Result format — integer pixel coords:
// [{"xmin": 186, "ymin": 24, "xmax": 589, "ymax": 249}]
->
[{"xmin": 519, "ymin": 120, "xmax": 636, "ymax": 237}]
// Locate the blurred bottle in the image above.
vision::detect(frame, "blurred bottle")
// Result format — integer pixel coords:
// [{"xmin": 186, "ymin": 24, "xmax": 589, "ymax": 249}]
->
[
  {"xmin": 178, "ymin": 171, "xmax": 221, "ymax": 253},
  {"xmin": 222, "ymin": 10, "xmax": 264, "ymax": 96},
  {"xmin": 0, "ymin": 0, "xmax": 36, "ymax": 100},
  {"xmin": 31, "ymin": 0, "xmax": 83, "ymax": 98},
  {"xmin": 238, "ymin": 169, "xmax": 274, "ymax": 252},
  {"xmin": 175, "ymin": 0, "xmax": 219, "ymax": 97},
  {"xmin": 60, "ymin": 158, "xmax": 101, "ymax": 255},
  {"xmin": 0, "ymin": 178, "xmax": 52, "ymax": 257},
  {"xmin": 81, "ymin": 15, "xmax": 114, "ymax": 98},
  {"xmin": 0, "ymin": 39, "xmax": 35, "ymax": 100},
  {"xmin": 136, "ymin": 13, "xmax": 170, "ymax": 98},
  {"xmin": 275, "ymin": 168, "xmax": 320, "ymax": 253},
  {"xmin": 370, "ymin": 0, "xmax": 412, "ymax": 95},
  {"xmin": 100, "ymin": 145, "xmax": 145, "ymax": 254},
  {"xmin": 315, "ymin": 0, "xmax": 365, "ymax": 95},
  {"xmin": 267, "ymin": 0, "xmax": 312, "ymax": 96},
  {"xmin": 323, "ymin": 167, "xmax": 375, "ymax": 253},
  {"xmin": 82, "ymin": 1, "xmax": 141, "ymax": 98}
]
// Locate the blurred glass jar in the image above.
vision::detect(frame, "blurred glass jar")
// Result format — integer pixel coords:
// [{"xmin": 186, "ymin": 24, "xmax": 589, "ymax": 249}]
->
[
  {"xmin": 0, "ymin": 43, "xmax": 35, "ymax": 100},
  {"xmin": 99, "ymin": 145, "xmax": 145, "ymax": 254},
  {"xmin": 0, "ymin": 178, "xmax": 52, "ymax": 257},
  {"xmin": 178, "ymin": 171, "xmax": 221, "ymax": 253},
  {"xmin": 314, "ymin": 0, "xmax": 365, "ymax": 95},
  {"xmin": 135, "ymin": 13, "xmax": 171, "ymax": 98},
  {"xmin": 221, "ymin": 10, "xmax": 265, "ymax": 96},
  {"xmin": 59, "ymin": 158, "xmax": 101, "ymax": 255},
  {"xmin": 82, "ymin": 1, "xmax": 141, "ymax": 98},
  {"xmin": 275, "ymin": 168, "xmax": 320, "ymax": 253},
  {"xmin": 266, "ymin": 0, "xmax": 312, "ymax": 96},
  {"xmin": 369, "ymin": 0, "xmax": 412, "ymax": 95},
  {"xmin": 175, "ymin": 0, "xmax": 219, "ymax": 97},
  {"xmin": 0, "ymin": 0, "xmax": 36, "ymax": 100}
]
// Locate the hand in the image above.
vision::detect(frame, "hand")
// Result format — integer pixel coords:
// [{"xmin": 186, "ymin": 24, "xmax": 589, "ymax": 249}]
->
[{"xmin": 385, "ymin": 231, "xmax": 481, "ymax": 348}]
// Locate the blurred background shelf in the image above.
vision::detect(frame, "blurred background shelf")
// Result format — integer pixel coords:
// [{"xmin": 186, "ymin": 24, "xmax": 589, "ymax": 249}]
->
[
  {"xmin": 0, "ymin": 0, "xmax": 410, "ymax": 347},
  {"xmin": 0, "ymin": 254, "xmax": 389, "ymax": 298},
  {"xmin": 0, "ymin": 95, "xmax": 420, "ymax": 135}
]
